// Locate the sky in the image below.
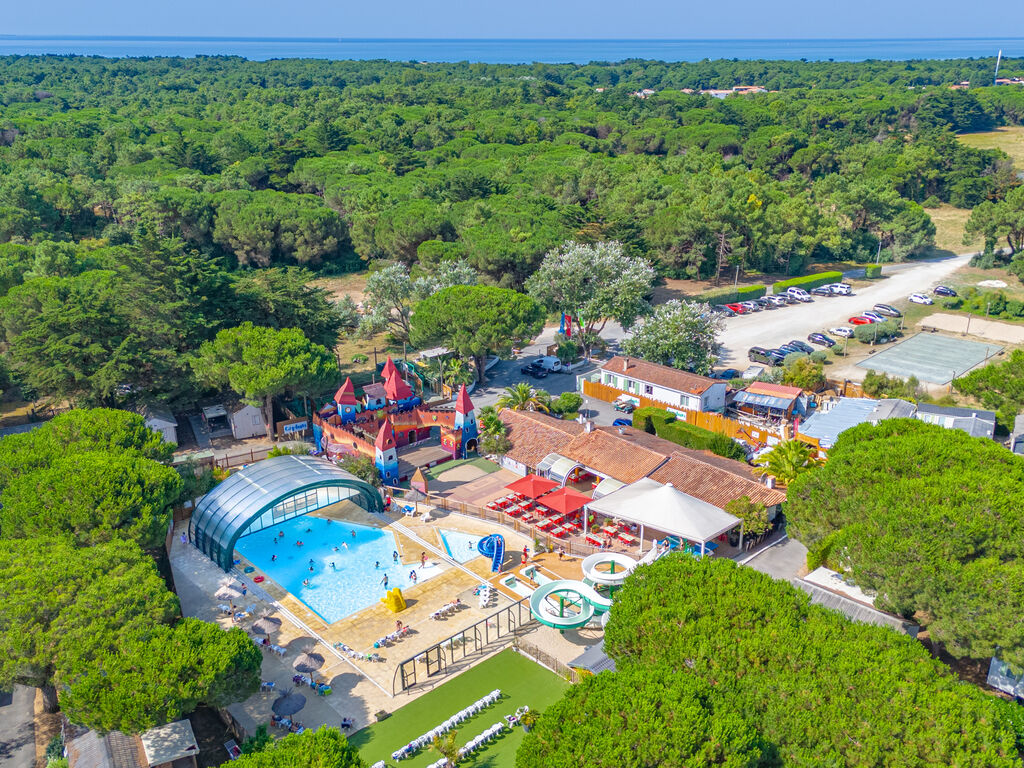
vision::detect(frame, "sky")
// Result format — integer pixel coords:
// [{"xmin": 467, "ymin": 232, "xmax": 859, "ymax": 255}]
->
[{"xmin": 6, "ymin": 0, "xmax": 1024, "ymax": 40}]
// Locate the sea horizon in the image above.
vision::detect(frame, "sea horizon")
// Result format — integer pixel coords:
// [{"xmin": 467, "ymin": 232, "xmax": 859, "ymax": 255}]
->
[{"xmin": 0, "ymin": 35, "xmax": 1022, "ymax": 63}]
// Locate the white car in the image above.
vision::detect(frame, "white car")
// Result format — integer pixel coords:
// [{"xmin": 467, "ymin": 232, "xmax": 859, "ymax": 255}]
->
[
  {"xmin": 785, "ymin": 287, "xmax": 813, "ymax": 303},
  {"xmin": 829, "ymin": 326, "xmax": 855, "ymax": 338},
  {"xmin": 862, "ymin": 310, "xmax": 887, "ymax": 323},
  {"xmin": 908, "ymin": 293, "xmax": 933, "ymax": 305},
  {"xmin": 827, "ymin": 283, "xmax": 852, "ymax": 296}
]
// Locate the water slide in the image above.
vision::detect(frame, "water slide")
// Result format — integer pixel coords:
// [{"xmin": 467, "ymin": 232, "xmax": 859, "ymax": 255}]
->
[
  {"xmin": 529, "ymin": 579, "xmax": 613, "ymax": 630},
  {"xmin": 477, "ymin": 534, "xmax": 505, "ymax": 573},
  {"xmin": 580, "ymin": 552, "xmax": 638, "ymax": 587}
]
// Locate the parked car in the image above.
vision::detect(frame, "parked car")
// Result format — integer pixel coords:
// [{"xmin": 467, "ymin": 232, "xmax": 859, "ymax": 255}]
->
[
  {"xmin": 711, "ymin": 368, "xmax": 741, "ymax": 379},
  {"xmin": 740, "ymin": 300, "xmax": 763, "ymax": 313},
  {"xmin": 713, "ymin": 304, "xmax": 737, "ymax": 316},
  {"xmin": 862, "ymin": 310, "xmax": 887, "ymax": 323},
  {"xmin": 933, "ymin": 285, "xmax": 958, "ymax": 297},
  {"xmin": 725, "ymin": 303, "xmax": 748, "ymax": 314},
  {"xmin": 786, "ymin": 287, "xmax": 813, "ymax": 302},
  {"xmin": 781, "ymin": 293, "xmax": 802, "ymax": 304},
  {"xmin": 810, "ymin": 286, "xmax": 833, "ymax": 297},
  {"xmin": 534, "ymin": 355, "xmax": 564, "ymax": 372},
  {"xmin": 829, "ymin": 325, "xmax": 855, "ymax": 338},
  {"xmin": 778, "ymin": 344, "xmax": 802, "ymax": 356},
  {"xmin": 872, "ymin": 303, "xmax": 902, "ymax": 318},
  {"xmin": 612, "ymin": 418, "xmax": 632, "ymax": 427},
  {"xmin": 767, "ymin": 295, "xmax": 789, "ymax": 308},
  {"xmin": 613, "ymin": 398, "xmax": 636, "ymax": 413},
  {"xmin": 908, "ymin": 293, "xmax": 933, "ymax": 305},
  {"xmin": 521, "ymin": 365, "xmax": 548, "ymax": 379},
  {"xmin": 849, "ymin": 316, "xmax": 874, "ymax": 325},
  {"xmin": 827, "ymin": 282, "xmax": 853, "ymax": 295},
  {"xmin": 808, "ymin": 332, "xmax": 836, "ymax": 347},
  {"xmin": 787, "ymin": 339, "xmax": 814, "ymax": 354},
  {"xmin": 748, "ymin": 347, "xmax": 785, "ymax": 366}
]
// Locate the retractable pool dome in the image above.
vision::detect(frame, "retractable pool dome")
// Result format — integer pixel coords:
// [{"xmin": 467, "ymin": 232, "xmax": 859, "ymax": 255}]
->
[{"xmin": 189, "ymin": 455, "xmax": 384, "ymax": 571}]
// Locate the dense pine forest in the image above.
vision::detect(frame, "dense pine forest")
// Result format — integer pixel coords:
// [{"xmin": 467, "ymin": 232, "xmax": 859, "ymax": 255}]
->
[{"xmin": 1, "ymin": 55, "xmax": 1024, "ymax": 406}]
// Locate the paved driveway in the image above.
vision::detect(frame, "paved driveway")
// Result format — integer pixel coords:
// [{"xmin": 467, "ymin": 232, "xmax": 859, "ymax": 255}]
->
[
  {"xmin": 0, "ymin": 685, "xmax": 36, "ymax": 768},
  {"xmin": 715, "ymin": 254, "xmax": 974, "ymax": 367}
]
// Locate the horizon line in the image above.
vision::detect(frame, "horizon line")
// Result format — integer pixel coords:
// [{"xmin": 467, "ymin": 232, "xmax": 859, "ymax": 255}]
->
[{"xmin": 2, "ymin": 35, "xmax": 1024, "ymax": 43}]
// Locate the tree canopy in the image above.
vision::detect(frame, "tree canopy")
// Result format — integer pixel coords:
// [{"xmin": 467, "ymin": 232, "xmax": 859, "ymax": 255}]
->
[
  {"xmin": 621, "ymin": 300, "xmax": 723, "ymax": 374},
  {"xmin": 410, "ymin": 285, "xmax": 545, "ymax": 381},
  {"xmin": 953, "ymin": 347, "xmax": 1024, "ymax": 427},
  {"xmin": 787, "ymin": 418, "xmax": 1024, "ymax": 667},
  {"xmin": 232, "ymin": 728, "xmax": 365, "ymax": 768}
]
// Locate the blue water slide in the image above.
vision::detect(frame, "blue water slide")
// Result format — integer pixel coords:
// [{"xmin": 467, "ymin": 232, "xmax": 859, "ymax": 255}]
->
[{"xmin": 477, "ymin": 534, "xmax": 505, "ymax": 573}]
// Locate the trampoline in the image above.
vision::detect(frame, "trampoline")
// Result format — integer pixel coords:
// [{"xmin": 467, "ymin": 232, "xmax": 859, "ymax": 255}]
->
[{"xmin": 855, "ymin": 332, "xmax": 1003, "ymax": 385}]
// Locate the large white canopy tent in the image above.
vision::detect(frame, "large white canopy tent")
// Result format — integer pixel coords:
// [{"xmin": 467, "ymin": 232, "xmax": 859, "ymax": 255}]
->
[{"xmin": 586, "ymin": 477, "xmax": 743, "ymax": 555}]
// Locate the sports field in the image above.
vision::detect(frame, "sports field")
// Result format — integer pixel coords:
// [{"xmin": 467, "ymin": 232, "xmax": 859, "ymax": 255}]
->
[
  {"xmin": 348, "ymin": 649, "xmax": 569, "ymax": 768},
  {"xmin": 856, "ymin": 332, "xmax": 1003, "ymax": 384}
]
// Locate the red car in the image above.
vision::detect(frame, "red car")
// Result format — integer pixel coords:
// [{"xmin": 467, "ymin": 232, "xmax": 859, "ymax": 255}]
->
[
  {"xmin": 726, "ymin": 303, "xmax": 748, "ymax": 314},
  {"xmin": 848, "ymin": 315, "xmax": 874, "ymax": 325}
]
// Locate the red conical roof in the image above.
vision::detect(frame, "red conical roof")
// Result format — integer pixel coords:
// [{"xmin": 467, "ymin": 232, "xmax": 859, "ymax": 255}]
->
[
  {"xmin": 374, "ymin": 418, "xmax": 395, "ymax": 450},
  {"xmin": 381, "ymin": 357, "xmax": 399, "ymax": 380},
  {"xmin": 455, "ymin": 383, "xmax": 474, "ymax": 414},
  {"xmin": 334, "ymin": 377, "xmax": 358, "ymax": 405},
  {"xmin": 384, "ymin": 371, "xmax": 414, "ymax": 401}
]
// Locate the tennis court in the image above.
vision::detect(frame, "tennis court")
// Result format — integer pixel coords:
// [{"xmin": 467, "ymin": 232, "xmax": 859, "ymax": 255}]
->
[{"xmin": 856, "ymin": 332, "xmax": 1003, "ymax": 384}]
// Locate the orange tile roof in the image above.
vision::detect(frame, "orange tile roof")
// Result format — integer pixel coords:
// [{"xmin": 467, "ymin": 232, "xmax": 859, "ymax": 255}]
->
[
  {"xmin": 649, "ymin": 450, "xmax": 786, "ymax": 508},
  {"xmin": 561, "ymin": 429, "xmax": 671, "ymax": 483},
  {"xmin": 499, "ymin": 410, "xmax": 582, "ymax": 469},
  {"xmin": 601, "ymin": 356, "xmax": 718, "ymax": 395}
]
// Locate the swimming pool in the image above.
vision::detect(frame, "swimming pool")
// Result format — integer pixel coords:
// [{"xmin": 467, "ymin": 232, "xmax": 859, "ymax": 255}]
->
[
  {"xmin": 439, "ymin": 529, "xmax": 486, "ymax": 564},
  {"xmin": 236, "ymin": 516, "xmax": 442, "ymax": 624}
]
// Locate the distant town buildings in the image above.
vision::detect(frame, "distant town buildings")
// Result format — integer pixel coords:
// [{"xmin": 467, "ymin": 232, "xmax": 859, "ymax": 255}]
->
[{"xmin": 995, "ymin": 77, "xmax": 1024, "ymax": 86}]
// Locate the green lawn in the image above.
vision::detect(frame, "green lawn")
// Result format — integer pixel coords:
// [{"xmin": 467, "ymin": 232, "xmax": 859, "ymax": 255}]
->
[
  {"xmin": 424, "ymin": 457, "xmax": 500, "ymax": 483},
  {"xmin": 349, "ymin": 649, "xmax": 569, "ymax": 768}
]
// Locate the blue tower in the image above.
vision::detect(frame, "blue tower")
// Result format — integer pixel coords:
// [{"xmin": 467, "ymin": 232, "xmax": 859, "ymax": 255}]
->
[
  {"xmin": 334, "ymin": 378, "xmax": 360, "ymax": 424},
  {"xmin": 374, "ymin": 418, "xmax": 399, "ymax": 483}
]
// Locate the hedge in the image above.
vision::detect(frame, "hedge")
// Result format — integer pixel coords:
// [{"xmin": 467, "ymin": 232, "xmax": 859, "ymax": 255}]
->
[
  {"xmin": 864, "ymin": 264, "xmax": 883, "ymax": 279},
  {"xmin": 770, "ymin": 271, "xmax": 843, "ymax": 294},
  {"xmin": 632, "ymin": 406, "xmax": 747, "ymax": 461},
  {"xmin": 694, "ymin": 283, "xmax": 767, "ymax": 305}
]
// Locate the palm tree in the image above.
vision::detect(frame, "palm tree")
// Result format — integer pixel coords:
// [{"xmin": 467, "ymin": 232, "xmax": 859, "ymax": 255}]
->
[
  {"xmin": 431, "ymin": 730, "xmax": 461, "ymax": 766},
  {"xmin": 443, "ymin": 358, "xmax": 476, "ymax": 388},
  {"xmin": 422, "ymin": 356, "xmax": 446, "ymax": 392},
  {"xmin": 756, "ymin": 440, "xmax": 822, "ymax": 485},
  {"xmin": 496, "ymin": 383, "xmax": 551, "ymax": 413},
  {"xmin": 478, "ymin": 405, "xmax": 507, "ymax": 437}
]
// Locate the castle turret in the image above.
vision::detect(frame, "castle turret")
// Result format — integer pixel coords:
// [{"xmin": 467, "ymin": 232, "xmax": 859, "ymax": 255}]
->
[
  {"xmin": 334, "ymin": 377, "xmax": 359, "ymax": 424},
  {"xmin": 374, "ymin": 418, "xmax": 399, "ymax": 483},
  {"xmin": 453, "ymin": 384, "xmax": 478, "ymax": 456},
  {"xmin": 381, "ymin": 357, "xmax": 400, "ymax": 380}
]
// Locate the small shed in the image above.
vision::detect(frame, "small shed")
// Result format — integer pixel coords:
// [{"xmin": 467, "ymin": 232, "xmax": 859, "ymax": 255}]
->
[
  {"xmin": 229, "ymin": 403, "xmax": 265, "ymax": 440},
  {"xmin": 140, "ymin": 720, "xmax": 199, "ymax": 768},
  {"xmin": 136, "ymin": 404, "xmax": 178, "ymax": 445}
]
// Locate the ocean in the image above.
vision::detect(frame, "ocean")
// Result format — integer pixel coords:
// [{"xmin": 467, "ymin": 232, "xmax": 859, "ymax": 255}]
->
[{"xmin": 0, "ymin": 36, "xmax": 1021, "ymax": 63}]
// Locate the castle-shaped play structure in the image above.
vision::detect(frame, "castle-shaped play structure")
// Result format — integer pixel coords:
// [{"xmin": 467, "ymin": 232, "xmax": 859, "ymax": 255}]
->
[{"xmin": 312, "ymin": 357, "xmax": 478, "ymax": 484}]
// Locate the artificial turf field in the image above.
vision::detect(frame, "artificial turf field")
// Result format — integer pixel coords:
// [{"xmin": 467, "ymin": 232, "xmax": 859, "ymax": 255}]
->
[{"xmin": 349, "ymin": 649, "xmax": 569, "ymax": 767}]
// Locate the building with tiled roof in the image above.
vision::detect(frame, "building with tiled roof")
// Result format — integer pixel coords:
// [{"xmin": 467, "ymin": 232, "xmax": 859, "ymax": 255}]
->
[
  {"xmin": 599, "ymin": 356, "xmax": 726, "ymax": 412},
  {"xmin": 497, "ymin": 410, "xmax": 582, "ymax": 475},
  {"xmin": 649, "ymin": 450, "xmax": 785, "ymax": 509},
  {"xmin": 561, "ymin": 427, "xmax": 676, "ymax": 483}
]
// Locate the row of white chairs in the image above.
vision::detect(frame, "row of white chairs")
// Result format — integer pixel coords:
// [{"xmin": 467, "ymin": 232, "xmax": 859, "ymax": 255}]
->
[
  {"xmin": 391, "ymin": 689, "xmax": 501, "ymax": 761},
  {"xmin": 458, "ymin": 722, "xmax": 505, "ymax": 758},
  {"xmin": 430, "ymin": 600, "xmax": 464, "ymax": 620},
  {"xmin": 477, "ymin": 586, "xmax": 493, "ymax": 609}
]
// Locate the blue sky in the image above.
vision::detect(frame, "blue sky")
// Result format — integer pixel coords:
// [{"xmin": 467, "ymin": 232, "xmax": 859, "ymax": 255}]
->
[{"xmin": 6, "ymin": 0, "xmax": 1024, "ymax": 39}]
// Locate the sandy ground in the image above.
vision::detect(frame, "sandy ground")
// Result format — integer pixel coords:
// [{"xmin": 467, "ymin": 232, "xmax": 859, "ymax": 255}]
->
[
  {"xmin": 919, "ymin": 313, "xmax": 1024, "ymax": 344},
  {"xmin": 717, "ymin": 253, "xmax": 974, "ymax": 367}
]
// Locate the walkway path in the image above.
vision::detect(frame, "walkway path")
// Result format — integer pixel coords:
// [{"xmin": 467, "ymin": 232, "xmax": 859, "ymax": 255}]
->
[{"xmin": 919, "ymin": 312, "xmax": 1024, "ymax": 345}]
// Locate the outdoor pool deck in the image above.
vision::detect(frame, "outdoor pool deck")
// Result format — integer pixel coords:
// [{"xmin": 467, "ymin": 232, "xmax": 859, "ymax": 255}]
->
[{"xmin": 168, "ymin": 502, "xmax": 576, "ymax": 740}]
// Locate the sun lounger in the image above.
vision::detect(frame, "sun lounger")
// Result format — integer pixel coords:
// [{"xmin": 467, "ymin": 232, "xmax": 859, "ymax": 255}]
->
[{"xmin": 225, "ymin": 740, "xmax": 242, "ymax": 760}]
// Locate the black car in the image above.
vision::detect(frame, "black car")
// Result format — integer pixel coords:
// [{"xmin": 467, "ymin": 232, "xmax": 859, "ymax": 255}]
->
[
  {"xmin": 933, "ymin": 285, "xmax": 958, "ymax": 297},
  {"xmin": 872, "ymin": 303, "xmax": 902, "ymax": 318},
  {"xmin": 712, "ymin": 304, "xmax": 737, "ymax": 317},
  {"xmin": 755, "ymin": 296, "xmax": 775, "ymax": 309},
  {"xmin": 810, "ymin": 286, "xmax": 833, "ymax": 297},
  {"xmin": 777, "ymin": 344, "xmax": 802, "ymax": 357},
  {"xmin": 519, "ymin": 363, "xmax": 548, "ymax": 379},
  {"xmin": 808, "ymin": 332, "xmax": 836, "ymax": 347},
  {"xmin": 749, "ymin": 347, "xmax": 786, "ymax": 366},
  {"xmin": 787, "ymin": 339, "xmax": 815, "ymax": 354}
]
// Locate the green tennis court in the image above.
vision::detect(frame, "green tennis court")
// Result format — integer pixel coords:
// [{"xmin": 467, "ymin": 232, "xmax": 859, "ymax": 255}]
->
[
  {"xmin": 855, "ymin": 332, "xmax": 1003, "ymax": 384},
  {"xmin": 349, "ymin": 649, "xmax": 569, "ymax": 768}
]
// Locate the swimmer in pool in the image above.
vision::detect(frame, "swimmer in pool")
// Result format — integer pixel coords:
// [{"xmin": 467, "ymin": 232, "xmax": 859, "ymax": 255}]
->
[
  {"xmin": 350, "ymin": 530, "xmax": 356, "ymax": 538},
  {"xmin": 271, "ymin": 554, "xmax": 277, "ymax": 562},
  {"xmin": 342, "ymin": 542, "xmax": 348, "ymax": 550},
  {"xmin": 330, "ymin": 562, "xmax": 335, "ymax": 569},
  {"xmin": 375, "ymin": 561, "xmax": 380, "ymax": 569},
  {"xmin": 393, "ymin": 550, "xmax": 399, "ymax": 563},
  {"xmin": 333, "ymin": 546, "xmax": 339, "ymax": 552},
  {"xmin": 309, "ymin": 558, "xmax": 314, "ymax": 565},
  {"xmin": 302, "ymin": 579, "xmax": 310, "ymax": 587},
  {"xmin": 309, "ymin": 565, "xmax": 314, "ymax": 572},
  {"xmin": 381, "ymin": 574, "xmax": 389, "ymax": 589}
]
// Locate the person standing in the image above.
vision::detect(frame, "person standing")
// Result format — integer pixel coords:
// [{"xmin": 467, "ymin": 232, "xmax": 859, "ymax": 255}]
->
[
  {"xmin": 522, "ymin": 545, "xmax": 529, "ymax": 564},
  {"xmin": 381, "ymin": 573, "xmax": 389, "ymax": 590},
  {"xmin": 420, "ymin": 551, "xmax": 427, "ymax": 568}
]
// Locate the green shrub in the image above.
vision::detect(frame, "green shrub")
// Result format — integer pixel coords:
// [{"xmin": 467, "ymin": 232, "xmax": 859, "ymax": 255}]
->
[
  {"xmin": 694, "ymin": 283, "xmax": 767, "ymax": 305},
  {"xmin": 771, "ymin": 270, "xmax": 843, "ymax": 293},
  {"xmin": 853, "ymin": 319, "xmax": 900, "ymax": 344},
  {"xmin": 922, "ymin": 195, "xmax": 942, "ymax": 208},
  {"xmin": 941, "ymin": 297, "xmax": 963, "ymax": 309},
  {"xmin": 550, "ymin": 391, "xmax": 583, "ymax": 416},
  {"xmin": 632, "ymin": 406, "xmax": 746, "ymax": 461},
  {"xmin": 864, "ymin": 264, "xmax": 883, "ymax": 279}
]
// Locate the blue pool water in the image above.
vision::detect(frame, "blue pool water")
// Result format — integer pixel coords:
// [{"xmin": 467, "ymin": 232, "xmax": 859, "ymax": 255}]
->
[
  {"xmin": 236, "ymin": 516, "xmax": 441, "ymax": 624},
  {"xmin": 439, "ymin": 529, "xmax": 486, "ymax": 564}
]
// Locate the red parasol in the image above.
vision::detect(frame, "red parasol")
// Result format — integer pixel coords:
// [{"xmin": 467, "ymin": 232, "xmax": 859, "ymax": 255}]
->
[{"xmin": 505, "ymin": 474, "xmax": 558, "ymax": 499}]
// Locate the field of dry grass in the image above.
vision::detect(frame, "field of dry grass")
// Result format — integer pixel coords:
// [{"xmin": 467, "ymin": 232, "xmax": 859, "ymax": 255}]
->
[
  {"xmin": 958, "ymin": 125, "xmax": 1024, "ymax": 169},
  {"xmin": 925, "ymin": 203, "xmax": 982, "ymax": 256}
]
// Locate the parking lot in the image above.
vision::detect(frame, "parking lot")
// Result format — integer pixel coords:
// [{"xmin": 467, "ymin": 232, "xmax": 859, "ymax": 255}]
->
[{"xmin": 716, "ymin": 253, "xmax": 973, "ymax": 368}]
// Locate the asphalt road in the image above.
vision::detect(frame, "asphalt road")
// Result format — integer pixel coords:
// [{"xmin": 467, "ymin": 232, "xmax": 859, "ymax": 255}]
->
[
  {"xmin": 715, "ymin": 253, "xmax": 974, "ymax": 367},
  {"xmin": 0, "ymin": 685, "xmax": 36, "ymax": 768}
]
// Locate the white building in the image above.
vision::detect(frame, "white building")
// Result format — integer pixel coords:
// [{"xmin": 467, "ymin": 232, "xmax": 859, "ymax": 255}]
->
[
  {"xmin": 598, "ymin": 356, "xmax": 727, "ymax": 413},
  {"xmin": 134, "ymin": 404, "xmax": 178, "ymax": 445}
]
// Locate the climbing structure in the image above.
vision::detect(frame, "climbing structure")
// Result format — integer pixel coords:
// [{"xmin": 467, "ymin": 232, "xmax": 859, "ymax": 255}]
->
[{"xmin": 312, "ymin": 358, "xmax": 478, "ymax": 483}]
